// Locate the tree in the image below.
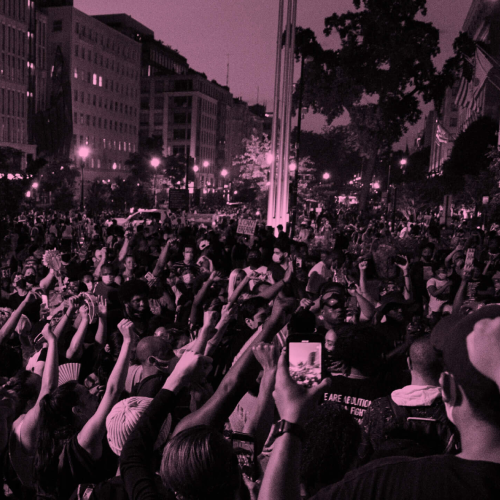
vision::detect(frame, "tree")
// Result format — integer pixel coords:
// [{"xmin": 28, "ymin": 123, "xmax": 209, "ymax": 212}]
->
[
  {"xmin": 38, "ymin": 157, "xmax": 79, "ymax": 211},
  {"xmin": 86, "ymin": 180, "xmax": 113, "ymax": 216},
  {"xmin": 443, "ymin": 116, "xmax": 498, "ymax": 178},
  {"xmin": 297, "ymin": 0, "xmax": 442, "ymax": 212}
]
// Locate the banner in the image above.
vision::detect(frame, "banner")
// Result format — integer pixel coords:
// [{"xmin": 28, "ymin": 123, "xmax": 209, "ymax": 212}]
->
[{"xmin": 237, "ymin": 219, "xmax": 258, "ymax": 235}]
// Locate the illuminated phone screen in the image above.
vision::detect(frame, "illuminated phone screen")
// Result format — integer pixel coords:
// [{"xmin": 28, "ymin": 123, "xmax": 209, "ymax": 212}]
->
[
  {"xmin": 288, "ymin": 341, "xmax": 322, "ymax": 388},
  {"xmin": 232, "ymin": 437, "xmax": 255, "ymax": 479}
]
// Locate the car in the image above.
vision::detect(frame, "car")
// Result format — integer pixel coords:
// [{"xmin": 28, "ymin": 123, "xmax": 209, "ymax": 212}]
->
[{"xmin": 106, "ymin": 209, "xmax": 169, "ymax": 228}]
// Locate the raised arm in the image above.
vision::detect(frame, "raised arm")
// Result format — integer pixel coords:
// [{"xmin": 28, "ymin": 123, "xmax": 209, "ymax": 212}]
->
[
  {"xmin": 173, "ymin": 296, "xmax": 294, "ymax": 435},
  {"xmin": 152, "ymin": 239, "xmax": 171, "ymax": 277},
  {"xmin": 395, "ymin": 255, "xmax": 412, "ymax": 301},
  {"xmin": 118, "ymin": 232, "xmax": 132, "ymax": 262},
  {"xmin": 243, "ymin": 343, "xmax": 277, "ymax": 454},
  {"xmin": 358, "ymin": 260, "xmax": 377, "ymax": 306},
  {"xmin": 65, "ymin": 305, "xmax": 89, "ymax": 361},
  {"xmin": 94, "ymin": 296, "xmax": 108, "ymax": 347},
  {"xmin": 0, "ymin": 291, "xmax": 38, "ymax": 345},
  {"xmin": 18, "ymin": 324, "xmax": 58, "ymax": 454},
  {"xmin": 258, "ymin": 350, "xmax": 329, "ymax": 500},
  {"xmin": 77, "ymin": 318, "xmax": 133, "ymax": 460},
  {"xmin": 93, "ymin": 248, "xmax": 107, "ymax": 279}
]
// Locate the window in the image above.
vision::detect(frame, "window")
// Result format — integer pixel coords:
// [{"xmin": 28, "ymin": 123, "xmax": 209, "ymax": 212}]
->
[
  {"xmin": 450, "ymin": 117, "xmax": 458, "ymax": 128},
  {"xmin": 93, "ymin": 73, "xmax": 97, "ymax": 85},
  {"xmin": 154, "ymin": 80, "xmax": 164, "ymax": 93},
  {"xmin": 82, "ymin": 47, "xmax": 85, "ymax": 59},
  {"xmin": 74, "ymin": 90, "xmax": 78, "ymax": 101},
  {"xmin": 87, "ymin": 72, "xmax": 91, "ymax": 83},
  {"xmin": 98, "ymin": 76, "xmax": 102, "ymax": 87},
  {"xmin": 80, "ymin": 113, "xmax": 84, "ymax": 124},
  {"xmin": 173, "ymin": 113, "xmax": 187, "ymax": 124},
  {"xmin": 73, "ymin": 112, "xmax": 77, "ymax": 123},
  {"xmin": 74, "ymin": 67, "xmax": 78, "ymax": 79},
  {"xmin": 86, "ymin": 115, "xmax": 90, "ymax": 126},
  {"xmin": 154, "ymin": 96, "xmax": 164, "ymax": 109},
  {"xmin": 93, "ymin": 94, "xmax": 96, "ymax": 106},
  {"xmin": 52, "ymin": 20, "xmax": 62, "ymax": 32},
  {"xmin": 74, "ymin": 45, "xmax": 79, "ymax": 57},
  {"xmin": 174, "ymin": 96, "xmax": 192, "ymax": 107},
  {"xmin": 173, "ymin": 129, "xmax": 186, "ymax": 140},
  {"xmin": 99, "ymin": 97, "xmax": 102, "ymax": 107},
  {"xmin": 75, "ymin": 22, "xmax": 79, "ymax": 34},
  {"xmin": 92, "ymin": 116, "xmax": 96, "ymax": 127},
  {"xmin": 98, "ymin": 117, "xmax": 101, "ymax": 128}
]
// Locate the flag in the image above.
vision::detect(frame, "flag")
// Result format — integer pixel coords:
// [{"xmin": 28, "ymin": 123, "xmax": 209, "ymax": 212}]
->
[
  {"xmin": 473, "ymin": 46, "xmax": 493, "ymax": 99},
  {"xmin": 455, "ymin": 77, "xmax": 469, "ymax": 108},
  {"xmin": 436, "ymin": 124, "xmax": 449, "ymax": 144}
]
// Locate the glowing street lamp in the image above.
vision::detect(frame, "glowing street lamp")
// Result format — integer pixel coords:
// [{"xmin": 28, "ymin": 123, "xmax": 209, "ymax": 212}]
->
[
  {"xmin": 289, "ymin": 161, "xmax": 297, "ymax": 172},
  {"xmin": 400, "ymin": 158, "xmax": 407, "ymax": 166},
  {"xmin": 221, "ymin": 169, "xmax": 228, "ymax": 177},
  {"xmin": 203, "ymin": 160, "xmax": 210, "ymax": 168},
  {"xmin": 32, "ymin": 182, "xmax": 39, "ymax": 189},
  {"xmin": 78, "ymin": 146, "xmax": 90, "ymax": 211},
  {"xmin": 193, "ymin": 165, "xmax": 199, "ymax": 173},
  {"xmin": 151, "ymin": 157, "xmax": 160, "ymax": 207},
  {"xmin": 323, "ymin": 172, "xmax": 331, "ymax": 181}
]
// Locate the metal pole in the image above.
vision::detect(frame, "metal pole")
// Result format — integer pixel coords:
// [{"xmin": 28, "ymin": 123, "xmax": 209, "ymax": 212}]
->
[
  {"xmin": 267, "ymin": 0, "xmax": 285, "ymax": 226},
  {"xmin": 290, "ymin": 53, "xmax": 304, "ymax": 238},
  {"xmin": 80, "ymin": 158, "xmax": 84, "ymax": 212},
  {"xmin": 154, "ymin": 171, "xmax": 157, "ymax": 208}
]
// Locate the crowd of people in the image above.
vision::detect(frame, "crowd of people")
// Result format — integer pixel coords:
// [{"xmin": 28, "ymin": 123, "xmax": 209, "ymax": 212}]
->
[{"xmin": 0, "ymin": 208, "xmax": 499, "ymax": 500}]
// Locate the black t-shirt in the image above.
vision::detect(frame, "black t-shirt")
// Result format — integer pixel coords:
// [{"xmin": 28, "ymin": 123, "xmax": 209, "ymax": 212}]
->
[
  {"xmin": 311, "ymin": 455, "xmax": 500, "ymax": 500},
  {"xmin": 323, "ymin": 375, "xmax": 390, "ymax": 423}
]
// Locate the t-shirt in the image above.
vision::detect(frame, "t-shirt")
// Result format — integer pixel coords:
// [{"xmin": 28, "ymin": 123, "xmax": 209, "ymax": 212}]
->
[
  {"xmin": 426, "ymin": 277, "xmax": 450, "ymax": 313},
  {"xmin": 310, "ymin": 455, "xmax": 500, "ymax": 500},
  {"xmin": 323, "ymin": 375, "xmax": 389, "ymax": 423}
]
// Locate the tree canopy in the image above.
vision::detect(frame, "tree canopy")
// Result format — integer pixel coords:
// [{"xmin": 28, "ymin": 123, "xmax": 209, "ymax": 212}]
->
[{"xmin": 295, "ymin": 0, "xmax": 443, "ymax": 211}]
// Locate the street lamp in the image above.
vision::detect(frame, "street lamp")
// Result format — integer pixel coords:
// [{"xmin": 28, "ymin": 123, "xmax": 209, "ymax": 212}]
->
[
  {"xmin": 78, "ymin": 146, "xmax": 90, "ymax": 212},
  {"xmin": 221, "ymin": 169, "xmax": 229, "ymax": 202},
  {"xmin": 151, "ymin": 157, "xmax": 160, "ymax": 208},
  {"xmin": 193, "ymin": 165, "xmax": 199, "ymax": 173},
  {"xmin": 203, "ymin": 160, "xmax": 210, "ymax": 168},
  {"xmin": 323, "ymin": 172, "xmax": 331, "ymax": 181}
]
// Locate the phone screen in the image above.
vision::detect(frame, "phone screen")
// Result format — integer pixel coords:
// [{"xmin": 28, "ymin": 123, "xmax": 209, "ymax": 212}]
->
[
  {"xmin": 231, "ymin": 434, "xmax": 256, "ymax": 480},
  {"xmin": 288, "ymin": 340, "xmax": 323, "ymax": 388}
]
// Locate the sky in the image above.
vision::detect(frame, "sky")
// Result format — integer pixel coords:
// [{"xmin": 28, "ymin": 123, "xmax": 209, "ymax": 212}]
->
[{"xmin": 75, "ymin": 0, "xmax": 474, "ymax": 147}]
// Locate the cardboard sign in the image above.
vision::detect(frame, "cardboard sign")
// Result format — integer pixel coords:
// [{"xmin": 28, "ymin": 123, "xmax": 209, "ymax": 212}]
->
[
  {"xmin": 169, "ymin": 189, "xmax": 189, "ymax": 211},
  {"xmin": 465, "ymin": 248, "xmax": 475, "ymax": 268},
  {"xmin": 0, "ymin": 266, "xmax": 11, "ymax": 279},
  {"xmin": 237, "ymin": 219, "xmax": 258, "ymax": 235}
]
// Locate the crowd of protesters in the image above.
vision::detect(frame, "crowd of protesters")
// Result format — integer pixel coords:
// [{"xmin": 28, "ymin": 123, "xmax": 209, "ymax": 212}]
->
[{"xmin": 0, "ymin": 207, "xmax": 499, "ymax": 500}]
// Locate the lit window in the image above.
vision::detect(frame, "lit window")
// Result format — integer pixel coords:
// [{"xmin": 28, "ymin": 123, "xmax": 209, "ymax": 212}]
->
[
  {"xmin": 74, "ymin": 67, "xmax": 78, "ymax": 79},
  {"xmin": 93, "ymin": 73, "xmax": 97, "ymax": 85},
  {"xmin": 98, "ymin": 76, "xmax": 102, "ymax": 87}
]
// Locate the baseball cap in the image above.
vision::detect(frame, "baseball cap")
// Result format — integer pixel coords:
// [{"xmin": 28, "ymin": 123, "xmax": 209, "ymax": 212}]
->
[{"xmin": 431, "ymin": 306, "xmax": 500, "ymax": 405}]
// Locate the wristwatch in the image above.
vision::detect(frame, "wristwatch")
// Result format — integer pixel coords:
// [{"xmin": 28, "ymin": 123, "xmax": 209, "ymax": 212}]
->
[{"xmin": 272, "ymin": 419, "xmax": 306, "ymax": 442}]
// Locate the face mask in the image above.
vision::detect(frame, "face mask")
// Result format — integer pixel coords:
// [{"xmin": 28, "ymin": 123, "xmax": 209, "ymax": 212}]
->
[
  {"xmin": 182, "ymin": 274, "xmax": 195, "ymax": 284},
  {"xmin": 102, "ymin": 276, "xmax": 113, "ymax": 285},
  {"xmin": 272, "ymin": 254, "xmax": 282, "ymax": 264},
  {"xmin": 24, "ymin": 275, "xmax": 36, "ymax": 284}
]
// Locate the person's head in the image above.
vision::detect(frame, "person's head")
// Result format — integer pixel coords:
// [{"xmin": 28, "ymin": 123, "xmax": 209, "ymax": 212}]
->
[
  {"xmin": 106, "ymin": 397, "xmax": 153, "ymax": 456},
  {"xmin": 183, "ymin": 244, "xmax": 195, "ymax": 264},
  {"xmin": 136, "ymin": 336, "xmax": 174, "ymax": 372},
  {"xmin": 408, "ymin": 334, "xmax": 443, "ymax": 386},
  {"xmin": 247, "ymin": 249, "xmax": 262, "ymax": 269},
  {"xmin": 433, "ymin": 263, "xmax": 448, "ymax": 280},
  {"xmin": 228, "ymin": 268, "xmax": 246, "ymax": 297},
  {"xmin": 161, "ymin": 425, "xmax": 240, "ymax": 500},
  {"xmin": 34, "ymin": 381, "xmax": 99, "ymax": 495},
  {"xmin": 2, "ymin": 370, "xmax": 41, "ymax": 417},
  {"xmin": 320, "ymin": 287, "xmax": 347, "ymax": 327},
  {"xmin": 124, "ymin": 255, "xmax": 136, "ymax": 271},
  {"xmin": 334, "ymin": 324, "xmax": 383, "ymax": 376},
  {"xmin": 82, "ymin": 273, "xmax": 93, "ymax": 292},
  {"xmin": 119, "ymin": 279, "xmax": 150, "ymax": 320},
  {"xmin": 493, "ymin": 271, "xmax": 500, "ymax": 291},
  {"xmin": 488, "ymin": 235, "xmax": 500, "ymax": 254},
  {"xmin": 325, "ymin": 329, "xmax": 337, "ymax": 352},
  {"xmin": 420, "ymin": 243, "xmax": 434, "ymax": 263},
  {"xmin": 432, "ymin": 307, "xmax": 500, "ymax": 432},
  {"xmin": 320, "ymin": 251, "xmax": 334, "ymax": 268},
  {"xmin": 1, "ymin": 277, "xmax": 10, "ymax": 291},
  {"xmin": 272, "ymin": 239, "xmax": 290, "ymax": 264},
  {"xmin": 154, "ymin": 326, "xmax": 190, "ymax": 349},
  {"xmin": 101, "ymin": 265, "xmax": 115, "ymax": 285},
  {"xmin": 239, "ymin": 297, "xmax": 270, "ymax": 331},
  {"xmin": 46, "ymin": 233, "xmax": 57, "ymax": 247},
  {"xmin": 181, "ymin": 267, "xmax": 196, "ymax": 287}
]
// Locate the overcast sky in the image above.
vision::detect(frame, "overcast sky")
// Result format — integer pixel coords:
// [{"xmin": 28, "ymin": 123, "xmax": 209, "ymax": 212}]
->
[{"xmin": 76, "ymin": 0, "xmax": 474, "ymax": 145}]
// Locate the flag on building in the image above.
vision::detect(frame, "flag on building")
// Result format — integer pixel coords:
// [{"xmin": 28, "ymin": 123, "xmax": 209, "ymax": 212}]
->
[
  {"xmin": 472, "ymin": 46, "xmax": 494, "ymax": 99},
  {"xmin": 436, "ymin": 124, "xmax": 449, "ymax": 144}
]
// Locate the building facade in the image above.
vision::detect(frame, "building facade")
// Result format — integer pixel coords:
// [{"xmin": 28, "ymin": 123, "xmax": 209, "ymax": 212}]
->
[
  {"xmin": 42, "ymin": 6, "xmax": 140, "ymax": 183},
  {"xmin": 0, "ymin": 0, "xmax": 38, "ymax": 169}
]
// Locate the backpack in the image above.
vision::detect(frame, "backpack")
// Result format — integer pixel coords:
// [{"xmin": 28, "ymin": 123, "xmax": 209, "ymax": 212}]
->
[{"xmin": 382, "ymin": 398, "xmax": 460, "ymax": 456}]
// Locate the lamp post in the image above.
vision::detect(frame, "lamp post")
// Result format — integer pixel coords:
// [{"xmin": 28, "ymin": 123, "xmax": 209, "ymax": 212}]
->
[
  {"xmin": 151, "ymin": 157, "xmax": 160, "ymax": 208},
  {"xmin": 323, "ymin": 172, "xmax": 330, "ymax": 181},
  {"xmin": 221, "ymin": 169, "xmax": 228, "ymax": 203},
  {"xmin": 78, "ymin": 146, "xmax": 90, "ymax": 212}
]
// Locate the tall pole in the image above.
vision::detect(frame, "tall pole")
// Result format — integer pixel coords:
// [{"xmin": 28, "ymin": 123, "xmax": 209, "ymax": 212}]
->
[
  {"xmin": 290, "ymin": 53, "xmax": 305, "ymax": 238},
  {"xmin": 267, "ymin": 0, "xmax": 285, "ymax": 225},
  {"xmin": 80, "ymin": 158, "xmax": 84, "ymax": 212},
  {"xmin": 267, "ymin": 0, "xmax": 297, "ymax": 233}
]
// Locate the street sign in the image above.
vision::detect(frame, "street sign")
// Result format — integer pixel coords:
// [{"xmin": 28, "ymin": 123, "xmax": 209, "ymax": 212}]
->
[
  {"xmin": 169, "ymin": 189, "xmax": 189, "ymax": 211},
  {"xmin": 237, "ymin": 219, "xmax": 258, "ymax": 235}
]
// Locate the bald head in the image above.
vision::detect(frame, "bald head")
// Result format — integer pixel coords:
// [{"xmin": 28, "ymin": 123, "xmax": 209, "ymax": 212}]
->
[{"xmin": 136, "ymin": 336, "xmax": 173, "ymax": 366}]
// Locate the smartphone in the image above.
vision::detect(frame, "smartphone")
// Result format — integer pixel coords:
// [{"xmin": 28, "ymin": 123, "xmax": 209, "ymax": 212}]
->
[
  {"xmin": 296, "ymin": 257, "xmax": 303, "ymax": 269},
  {"xmin": 41, "ymin": 294, "xmax": 49, "ymax": 308},
  {"xmin": 231, "ymin": 432, "xmax": 257, "ymax": 481},
  {"xmin": 287, "ymin": 334, "xmax": 324, "ymax": 388}
]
